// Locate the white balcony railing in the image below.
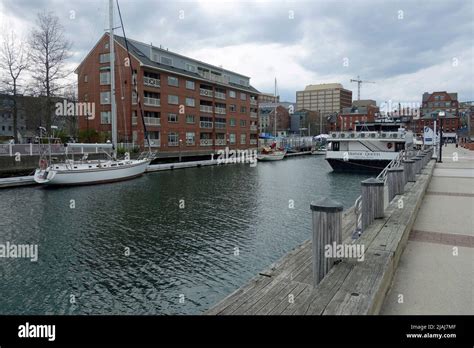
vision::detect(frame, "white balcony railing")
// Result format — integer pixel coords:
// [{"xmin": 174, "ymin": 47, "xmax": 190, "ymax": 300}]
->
[
  {"xmin": 200, "ymin": 139, "xmax": 213, "ymax": 146},
  {"xmin": 144, "ymin": 117, "xmax": 160, "ymax": 126},
  {"xmin": 250, "ymin": 125, "xmax": 258, "ymax": 131},
  {"xmin": 215, "ymin": 139, "xmax": 226, "ymax": 146},
  {"xmin": 198, "ymin": 71, "xmax": 230, "ymax": 85},
  {"xmin": 215, "ymin": 92, "xmax": 226, "ymax": 100},
  {"xmin": 148, "ymin": 139, "xmax": 160, "ymax": 147},
  {"xmin": 250, "ymin": 139, "xmax": 258, "ymax": 145},
  {"xmin": 200, "ymin": 88, "xmax": 213, "ymax": 97},
  {"xmin": 200, "ymin": 121, "xmax": 213, "ymax": 128},
  {"xmin": 200, "ymin": 105, "xmax": 213, "ymax": 113},
  {"xmin": 215, "ymin": 107, "xmax": 226, "ymax": 115},
  {"xmin": 215, "ymin": 122, "xmax": 226, "ymax": 129},
  {"xmin": 143, "ymin": 76, "xmax": 160, "ymax": 88},
  {"xmin": 250, "ymin": 99, "xmax": 258, "ymax": 106},
  {"xmin": 250, "ymin": 112, "xmax": 258, "ymax": 118},
  {"xmin": 144, "ymin": 97, "xmax": 160, "ymax": 107}
]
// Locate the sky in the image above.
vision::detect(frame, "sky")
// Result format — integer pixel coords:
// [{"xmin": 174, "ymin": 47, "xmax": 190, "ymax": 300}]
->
[{"xmin": 0, "ymin": 0, "xmax": 473, "ymax": 105}]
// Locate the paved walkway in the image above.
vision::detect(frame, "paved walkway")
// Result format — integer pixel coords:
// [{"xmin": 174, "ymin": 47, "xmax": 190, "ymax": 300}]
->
[{"xmin": 381, "ymin": 144, "xmax": 474, "ymax": 314}]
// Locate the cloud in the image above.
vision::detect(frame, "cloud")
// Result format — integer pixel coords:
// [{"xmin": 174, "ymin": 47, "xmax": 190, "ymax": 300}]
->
[{"xmin": 0, "ymin": 0, "xmax": 472, "ymax": 103}]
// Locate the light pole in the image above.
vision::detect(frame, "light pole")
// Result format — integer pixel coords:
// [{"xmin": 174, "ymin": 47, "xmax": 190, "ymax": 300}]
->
[
  {"xmin": 178, "ymin": 138, "xmax": 183, "ymax": 162},
  {"xmin": 438, "ymin": 111, "xmax": 445, "ymax": 163}
]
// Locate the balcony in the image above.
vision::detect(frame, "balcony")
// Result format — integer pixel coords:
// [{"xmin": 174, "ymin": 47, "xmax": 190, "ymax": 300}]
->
[
  {"xmin": 168, "ymin": 141, "xmax": 179, "ymax": 147},
  {"xmin": 215, "ymin": 107, "xmax": 226, "ymax": 115},
  {"xmin": 200, "ymin": 139, "xmax": 213, "ymax": 146},
  {"xmin": 250, "ymin": 111, "xmax": 258, "ymax": 118},
  {"xmin": 132, "ymin": 117, "xmax": 138, "ymax": 125},
  {"xmin": 144, "ymin": 97, "xmax": 160, "ymax": 107},
  {"xmin": 250, "ymin": 99, "xmax": 258, "ymax": 106},
  {"xmin": 200, "ymin": 121, "xmax": 213, "ymax": 128},
  {"xmin": 215, "ymin": 122, "xmax": 226, "ymax": 129},
  {"xmin": 200, "ymin": 105, "xmax": 213, "ymax": 113},
  {"xmin": 198, "ymin": 71, "xmax": 230, "ymax": 85},
  {"xmin": 250, "ymin": 125, "xmax": 258, "ymax": 131},
  {"xmin": 147, "ymin": 139, "xmax": 160, "ymax": 147},
  {"xmin": 144, "ymin": 117, "xmax": 160, "ymax": 126},
  {"xmin": 215, "ymin": 139, "xmax": 226, "ymax": 146},
  {"xmin": 215, "ymin": 91, "xmax": 226, "ymax": 100},
  {"xmin": 143, "ymin": 76, "xmax": 160, "ymax": 88},
  {"xmin": 200, "ymin": 88, "xmax": 213, "ymax": 98},
  {"xmin": 250, "ymin": 139, "xmax": 258, "ymax": 145}
]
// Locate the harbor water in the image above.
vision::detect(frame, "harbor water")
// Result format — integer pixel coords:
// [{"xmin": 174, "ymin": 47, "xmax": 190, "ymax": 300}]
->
[{"xmin": 0, "ymin": 156, "xmax": 370, "ymax": 314}]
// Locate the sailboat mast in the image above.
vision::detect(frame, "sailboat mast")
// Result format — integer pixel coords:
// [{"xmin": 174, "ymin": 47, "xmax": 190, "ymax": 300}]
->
[
  {"xmin": 274, "ymin": 78, "xmax": 277, "ymax": 137},
  {"xmin": 109, "ymin": 0, "xmax": 117, "ymax": 151}
]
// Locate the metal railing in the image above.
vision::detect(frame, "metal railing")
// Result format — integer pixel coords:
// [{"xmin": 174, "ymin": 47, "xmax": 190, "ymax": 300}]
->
[
  {"xmin": 215, "ymin": 92, "xmax": 226, "ymax": 100},
  {"xmin": 200, "ymin": 105, "xmax": 213, "ymax": 113},
  {"xmin": 200, "ymin": 139, "xmax": 213, "ymax": 146},
  {"xmin": 0, "ymin": 143, "xmax": 114, "ymax": 157},
  {"xmin": 143, "ymin": 76, "xmax": 161, "ymax": 88},
  {"xmin": 199, "ymin": 89, "xmax": 213, "ymax": 97},
  {"xmin": 215, "ymin": 139, "xmax": 226, "ymax": 146},
  {"xmin": 215, "ymin": 107, "xmax": 226, "ymax": 115},
  {"xmin": 144, "ymin": 97, "xmax": 160, "ymax": 107},
  {"xmin": 143, "ymin": 117, "xmax": 161, "ymax": 126}
]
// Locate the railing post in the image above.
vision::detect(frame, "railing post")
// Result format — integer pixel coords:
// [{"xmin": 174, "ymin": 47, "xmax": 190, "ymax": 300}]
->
[
  {"xmin": 387, "ymin": 167, "xmax": 404, "ymax": 201},
  {"xmin": 413, "ymin": 156, "xmax": 422, "ymax": 174},
  {"xmin": 30, "ymin": 143, "xmax": 33, "ymax": 156},
  {"xmin": 9, "ymin": 143, "xmax": 12, "ymax": 157},
  {"xmin": 310, "ymin": 197, "xmax": 343, "ymax": 286},
  {"xmin": 361, "ymin": 178, "xmax": 385, "ymax": 230},
  {"xmin": 403, "ymin": 159, "xmax": 415, "ymax": 183}
]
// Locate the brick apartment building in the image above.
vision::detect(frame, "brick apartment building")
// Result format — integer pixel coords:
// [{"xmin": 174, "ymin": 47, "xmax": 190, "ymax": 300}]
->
[
  {"xmin": 258, "ymin": 102, "xmax": 292, "ymax": 136},
  {"xmin": 340, "ymin": 100, "xmax": 380, "ymax": 131},
  {"xmin": 75, "ymin": 33, "xmax": 260, "ymax": 159},
  {"xmin": 414, "ymin": 91, "xmax": 460, "ymax": 135}
]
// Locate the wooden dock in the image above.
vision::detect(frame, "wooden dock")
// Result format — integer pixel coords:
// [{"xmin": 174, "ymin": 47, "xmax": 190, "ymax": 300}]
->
[
  {"xmin": 206, "ymin": 159, "xmax": 435, "ymax": 315},
  {"xmin": 0, "ymin": 175, "xmax": 36, "ymax": 188}
]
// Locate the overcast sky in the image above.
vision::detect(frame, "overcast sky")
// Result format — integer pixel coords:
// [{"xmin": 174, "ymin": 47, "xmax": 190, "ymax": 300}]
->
[{"xmin": 1, "ymin": 0, "xmax": 473, "ymax": 105}]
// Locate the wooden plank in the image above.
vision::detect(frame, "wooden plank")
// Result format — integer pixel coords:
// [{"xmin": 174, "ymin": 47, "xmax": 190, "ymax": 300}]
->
[
  {"xmin": 266, "ymin": 281, "xmax": 311, "ymax": 315},
  {"xmin": 248, "ymin": 281, "xmax": 301, "ymax": 315}
]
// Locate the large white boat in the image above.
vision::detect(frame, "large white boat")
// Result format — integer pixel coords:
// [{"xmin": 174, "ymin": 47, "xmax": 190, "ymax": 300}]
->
[
  {"xmin": 34, "ymin": 0, "xmax": 155, "ymax": 186},
  {"xmin": 325, "ymin": 127, "xmax": 413, "ymax": 172}
]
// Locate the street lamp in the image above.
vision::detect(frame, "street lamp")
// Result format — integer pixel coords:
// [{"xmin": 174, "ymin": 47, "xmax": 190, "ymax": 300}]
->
[
  {"xmin": 178, "ymin": 138, "xmax": 183, "ymax": 162},
  {"xmin": 438, "ymin": 111, "xmax": 446, "ymax": 163}
]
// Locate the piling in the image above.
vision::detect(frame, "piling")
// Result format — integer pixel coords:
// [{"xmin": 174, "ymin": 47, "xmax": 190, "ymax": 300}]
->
[
  {"xmin": 361, "ymin": 178, "xmax": 385, "ymax": 230},
  {"xmin": 387, "ymin": 167, "xmax": 404, "ymax": 201}
]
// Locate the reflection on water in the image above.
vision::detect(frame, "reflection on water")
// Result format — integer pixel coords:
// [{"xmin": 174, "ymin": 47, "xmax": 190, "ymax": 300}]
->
[{"xmin": 0, "ymin": 156, "xmax": 370, "ymax": 314}]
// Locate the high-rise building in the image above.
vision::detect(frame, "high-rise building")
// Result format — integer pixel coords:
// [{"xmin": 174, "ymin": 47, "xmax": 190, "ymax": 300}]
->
[
  {"xmin": 296, "ymin": 83, "xmax": 352, "ymax": 116},
  {"xmin": 75, "ymin": 33, "xmax": 260, "ymax": 160}
]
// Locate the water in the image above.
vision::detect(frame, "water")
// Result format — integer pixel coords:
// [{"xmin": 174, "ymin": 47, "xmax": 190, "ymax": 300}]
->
[{"xmin": 0, "ymin": 156, "xmax": 370, "ymax": 314}]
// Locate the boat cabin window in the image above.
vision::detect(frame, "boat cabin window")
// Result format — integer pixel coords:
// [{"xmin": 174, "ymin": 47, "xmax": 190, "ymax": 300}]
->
[
  {"xmin": 333, "ymin": 142, "xmax": 340, "ymax": 151},
  {"xmin": 395, "ymin": 142, "xmax": 404, "ymax": 152}
]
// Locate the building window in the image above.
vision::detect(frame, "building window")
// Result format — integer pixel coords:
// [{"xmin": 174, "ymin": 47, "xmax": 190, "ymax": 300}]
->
[
  {"xmin": 168, "ymin": 94, "xmax": 179, "ymax": 105},
  {"xmin": 186, "ymin": 132, "xmax": 195, "ymax": 145},
  {"xmin": 229, "ymin": 133, "xmax": 236, "ymax": 144},
  {"xmin": 168, "ymin": 132, "xmax": 179, "ymax": 146},
  {"xmin": 229, "ymin": 104, "xmax": 236, "ymax": 112},
  {"xmin": 240, "ymin": 106, "xmax": 247, "ymax": 113},
  {"xmin": 161, "ymin": 56, "xmax": 173, "ymax": 66},
  {"xmin": 100, "ymin": 111, "xmax": 111, "ymax": 124},
  {"xmin": 100, "ymin": 91, "xmax": 111, "ymax": 104},
  {"xmin": 240, "ymin": 133, "xmax": 246, "ymax": 144},
  {"xmin": 240, "ymin": 120, "xmax": 246, "ymax": 127},
  {"xmin": 185, "ymin": 64, "xmax": 196, "ymax": 73},
  {"xmin": 168, "ymin": 76, "xmax": 179, "ymax": 87},
  {"xmin": 99, "ymin": 53, "xmax": 110, "ymax": 63},
  {"xmin": 186, "ymin": 115, "xmax": 195, "ymax": 124},
  {"xmin": 186, "ymin": 80, "xmax": 195, "ymax": 90},
  {"xmin": 168, "ymin": 113, "xmax": 178, "ymax": 123},
  {"xmin": 84, "ymin": 74, "xmax": 88, "ymax": 83},
  {"xmin": 100, "ymin": 71, "xmax": 111, "ymax": 85},
  {"xmin": 229, "ymin": 90, "xmax": 236, "ymax": 98},
  {"xmin": 229, "ymin": 118, "xmax": 236, "ymax": 127},
  {"xmin": 240, "ymin": 93, "xmax": 247, "ymax": 100},
  {"xmin": 104, "ymin": 43, "xmax": 109, "ymax": 49},
  {"xmin": 185, "ymin": 97, "xmax": 195, "ymax": 107},
  {"xmin": 84, "ymin": 93, "xmax": 89, "ymax": 102}
]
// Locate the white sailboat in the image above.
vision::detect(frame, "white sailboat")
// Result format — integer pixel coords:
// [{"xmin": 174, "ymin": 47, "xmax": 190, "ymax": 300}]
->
[{"xmin": 34, "ymin": 0, "xmax": 154, "ymax": 185}]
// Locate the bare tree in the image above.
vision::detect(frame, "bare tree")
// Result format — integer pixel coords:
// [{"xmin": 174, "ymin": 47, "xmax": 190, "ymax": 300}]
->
[
  {"xmin": 29, "ymin": 10, "xmax": 72, "ymax": 130},
  {"xmin": 0, "ymin": 30, "xmax": 29, "ymax": 142}
]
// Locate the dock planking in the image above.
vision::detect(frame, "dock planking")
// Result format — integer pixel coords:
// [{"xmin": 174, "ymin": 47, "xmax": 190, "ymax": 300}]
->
[{"xmin": 206, "ymin": 159, "xmax": 435, "ymax": 316}]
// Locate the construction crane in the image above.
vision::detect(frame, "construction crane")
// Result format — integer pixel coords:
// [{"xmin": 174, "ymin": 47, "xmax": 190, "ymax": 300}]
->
[{"xmin": 350, "ymin": 75, "xmax": 375, "ymax": 100}]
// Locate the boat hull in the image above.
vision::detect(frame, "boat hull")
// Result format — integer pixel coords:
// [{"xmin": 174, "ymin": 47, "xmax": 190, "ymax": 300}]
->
[
  {"xmin": 257, "ymin": 152, "xmax": 286, "ymax": 161},
  {"xmin": 34, "ymin": 160, "xmax": 150, "ymax": 185},
  {"xmin": 326, "ymin": 158, "xmax": 390, "ymax": 173}
]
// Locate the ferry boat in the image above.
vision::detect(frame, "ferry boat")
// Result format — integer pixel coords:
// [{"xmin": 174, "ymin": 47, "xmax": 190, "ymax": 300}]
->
[{"xmin": 325, "ymin": 126, "xmax": 413, "ymax": 172}]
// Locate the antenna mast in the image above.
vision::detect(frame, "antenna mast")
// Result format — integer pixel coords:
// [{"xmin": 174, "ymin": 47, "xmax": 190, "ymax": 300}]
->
[{"xmin": 109, "ymin": 0, "xmax": 117, "ymax": 155}]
